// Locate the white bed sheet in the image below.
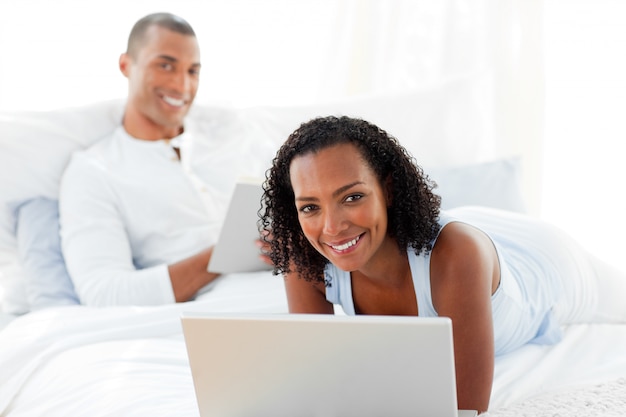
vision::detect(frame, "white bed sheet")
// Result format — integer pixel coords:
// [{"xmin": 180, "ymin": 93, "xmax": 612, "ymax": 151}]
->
[
  {"xmin": 491, "ymin": 324, "xmax": 626, "ymax": 408},
  {"xmin": 0, "ymin": 271, "xmax": 625, "ymax": 416}
]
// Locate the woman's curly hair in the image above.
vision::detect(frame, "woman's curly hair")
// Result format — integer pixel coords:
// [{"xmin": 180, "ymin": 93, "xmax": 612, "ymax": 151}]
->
[{"xmin": 260, "ymin": 116, "xmax": 441, "ymax": 284}]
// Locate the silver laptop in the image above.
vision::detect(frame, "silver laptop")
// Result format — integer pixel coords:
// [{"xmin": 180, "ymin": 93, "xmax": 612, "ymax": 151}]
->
[{"xmin": 181, "ymin": 313, "xmax": 477, "ymax": 417}]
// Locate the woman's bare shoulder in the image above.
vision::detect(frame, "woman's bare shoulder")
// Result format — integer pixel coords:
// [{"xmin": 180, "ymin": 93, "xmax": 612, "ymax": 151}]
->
[{"xmin": 430, "ymin": 221, "xmax": 500, "ymax": 308}]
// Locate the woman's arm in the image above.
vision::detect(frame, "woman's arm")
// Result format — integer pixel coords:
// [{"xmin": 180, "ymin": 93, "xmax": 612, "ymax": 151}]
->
[
  {"xmin": 284, "ymin": 272, "xmax": 334, "ymax": 314},
  {"xmin": 430, "ymin": 222, "xmax": 500, "ymax": 413}
]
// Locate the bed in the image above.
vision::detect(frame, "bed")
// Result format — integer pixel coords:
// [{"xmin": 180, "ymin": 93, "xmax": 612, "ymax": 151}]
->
[{"xmin": 1, "ymin": 78, "xmax": 625, "ymax": 416}]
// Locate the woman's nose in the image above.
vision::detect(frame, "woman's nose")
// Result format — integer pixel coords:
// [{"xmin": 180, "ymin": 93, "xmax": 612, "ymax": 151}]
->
[{"xmin": 322, "ymin": 208, "xmax": 347, "ymax": 236}]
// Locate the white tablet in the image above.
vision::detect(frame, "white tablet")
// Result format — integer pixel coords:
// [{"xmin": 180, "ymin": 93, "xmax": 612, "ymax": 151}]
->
[{"xmin": 207, "ymin": 178, "xmax": 272, "ymax": 274}]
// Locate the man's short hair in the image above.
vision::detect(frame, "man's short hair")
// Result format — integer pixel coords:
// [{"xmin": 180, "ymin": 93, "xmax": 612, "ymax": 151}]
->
[{"xmin": 126, "ymin": 12, "xmax": 196, "ymax": 58}]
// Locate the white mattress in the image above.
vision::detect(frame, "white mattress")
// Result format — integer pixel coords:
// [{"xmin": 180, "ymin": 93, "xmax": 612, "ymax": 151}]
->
[{"xmin": 0, "ymin": 271, "xmax": 625, "ymax": 416}]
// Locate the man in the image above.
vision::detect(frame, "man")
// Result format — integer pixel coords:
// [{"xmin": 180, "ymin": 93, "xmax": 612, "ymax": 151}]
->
[{"xmin": 59, "ymin": 13, "xmax": 269, "ymax": 306}]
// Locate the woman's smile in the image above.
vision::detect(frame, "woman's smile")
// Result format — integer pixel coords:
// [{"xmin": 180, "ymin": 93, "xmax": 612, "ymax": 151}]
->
[{"xmin": 325, "ymin": 233, "xmax": 364, "ymax": 253}]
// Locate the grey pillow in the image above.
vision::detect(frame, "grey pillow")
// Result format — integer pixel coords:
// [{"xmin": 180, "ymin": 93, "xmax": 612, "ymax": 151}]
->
[
  {"xmin": 426, "ymin": 157, "xmax": 527, "ymax": 213},
  {"xmin": 15, "ymin": 197, "xmax": 80, "ymax": 309}
]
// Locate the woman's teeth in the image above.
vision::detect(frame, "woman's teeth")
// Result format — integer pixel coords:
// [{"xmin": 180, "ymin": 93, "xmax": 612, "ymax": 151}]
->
[{"xmin": 331, "ymin": 235, "xmax": 360, "ymax": 251}]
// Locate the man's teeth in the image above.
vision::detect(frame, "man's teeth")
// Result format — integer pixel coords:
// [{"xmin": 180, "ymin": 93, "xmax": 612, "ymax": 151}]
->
[
  {"xmin": 331, "ymin": 236, "xmax": 360, "ymax": 251},
  {"xmin": 163, "ymin": 96, "xmax": 185, "ymax": 107}
]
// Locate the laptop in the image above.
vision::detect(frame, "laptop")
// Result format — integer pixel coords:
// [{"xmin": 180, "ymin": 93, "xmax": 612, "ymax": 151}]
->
[{"xmin": 181, "ymin": 313, "xmax": 477, "ymax": 417}]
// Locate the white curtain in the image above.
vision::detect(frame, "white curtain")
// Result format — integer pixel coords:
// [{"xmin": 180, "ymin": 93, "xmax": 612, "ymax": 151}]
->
[
  {"xmin": 0, "ymin": 0, "xmax": 622, "ymax": 267},
  {"xmin": 0, "ymin": 1, "xmax": 530, "ymax": 109}
]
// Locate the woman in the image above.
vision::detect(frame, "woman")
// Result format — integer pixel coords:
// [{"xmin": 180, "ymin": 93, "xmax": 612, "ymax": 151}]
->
[{"xmin": 260, "ymin": 115, "xmax": 626, "ymax": 413}]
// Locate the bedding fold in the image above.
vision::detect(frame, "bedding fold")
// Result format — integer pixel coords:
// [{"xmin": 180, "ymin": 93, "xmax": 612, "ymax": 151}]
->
[{"xmin": 0, "ymin": 271, "xmax": 288, "ymax": 414}]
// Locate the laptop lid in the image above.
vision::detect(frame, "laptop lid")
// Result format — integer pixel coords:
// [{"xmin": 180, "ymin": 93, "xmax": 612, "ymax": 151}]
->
[{"xmin": 182, "ymin": 313, "xmax": 463, "ymax": 417}]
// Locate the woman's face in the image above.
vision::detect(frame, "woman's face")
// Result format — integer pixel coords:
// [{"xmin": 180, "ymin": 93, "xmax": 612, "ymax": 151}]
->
[{"xmin": 289, "ymin": 142, "xmax": 393, "ymax": 273}]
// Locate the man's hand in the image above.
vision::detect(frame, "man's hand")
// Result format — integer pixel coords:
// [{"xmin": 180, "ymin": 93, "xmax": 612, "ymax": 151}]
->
[
  {"xmin": 256, "ymin": 230, "xmax": 274, "ymax": 267},
  {"xmin": 168, "ymin": 247, "xmax": 221, "ymax": 302}
]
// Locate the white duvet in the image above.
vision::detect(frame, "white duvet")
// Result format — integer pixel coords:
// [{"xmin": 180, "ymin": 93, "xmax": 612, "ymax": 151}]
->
[{"xmin": 1, "ymin": 272, "xmax": 625, "ymax": 416}]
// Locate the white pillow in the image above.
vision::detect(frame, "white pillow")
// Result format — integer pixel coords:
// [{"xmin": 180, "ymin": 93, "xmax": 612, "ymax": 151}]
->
[
  {"xmin": 0, "ymin": 100, "xmax": 124, "ymax": 313},
  {"xmin": 426, "ymin": 157, "xmax": 527, "ymax": 213},
  {"xmin": 236, "ymin": 75, "xmax": 493, "ymax": 167}
]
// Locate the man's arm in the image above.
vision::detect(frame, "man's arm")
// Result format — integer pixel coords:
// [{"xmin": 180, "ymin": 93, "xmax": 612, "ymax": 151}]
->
[
  {"xmin": 59, "ymin": 152, "xmax": 217, "ymax": 306},
  {"xmin": 168, "ymin": 247, "xmax": 220, "ymax": 302}
]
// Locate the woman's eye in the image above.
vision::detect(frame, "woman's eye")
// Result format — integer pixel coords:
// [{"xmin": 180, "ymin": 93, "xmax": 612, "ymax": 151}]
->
[
  {"xmin": 299, "ymin": 205, "xmax": 317, "ymax": 214},
  {"xmin": 345, "ymin": 194, "xmax": 363, "ymax": 203}
]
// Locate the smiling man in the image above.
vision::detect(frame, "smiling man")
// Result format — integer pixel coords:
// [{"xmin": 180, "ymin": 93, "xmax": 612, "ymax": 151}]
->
[
  {"xmin": 120, "ymin": 15, "xmax": 200, "ymax": 141},
  {"xmin": 58, "ymin": 13, "xmax": 245, "ymax": 306}
]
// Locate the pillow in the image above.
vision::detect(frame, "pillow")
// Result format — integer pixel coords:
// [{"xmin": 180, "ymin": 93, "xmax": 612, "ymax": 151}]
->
[
  {"xmin": 15, "ymin": 197, "xmax": 79, "ymax": 309},
  {"xmin": 426, "ymin": 157, "xmax": 527, "ymax": 213},
  {"xmin": 238, "ymin": 76, "xmax": 492, "ymax": 167},
  {"xmin": 0, "ymin": 99, "xmax": 123, "ymax": 313}
]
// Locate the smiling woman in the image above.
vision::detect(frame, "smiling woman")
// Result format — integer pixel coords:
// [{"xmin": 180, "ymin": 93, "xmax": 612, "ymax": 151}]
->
[{"xmin": 260, "ymin": 115, "xmax": 626, "ymax": 413}]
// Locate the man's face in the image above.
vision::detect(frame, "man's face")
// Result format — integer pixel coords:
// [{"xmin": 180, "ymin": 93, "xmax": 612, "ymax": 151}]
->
[{"xmin": 120, "ymin": 25, "xmax": 201, "ymax": 140}]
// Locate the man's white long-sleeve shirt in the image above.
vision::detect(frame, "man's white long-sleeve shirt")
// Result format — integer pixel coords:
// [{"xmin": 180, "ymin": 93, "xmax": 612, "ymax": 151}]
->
[{"xmin": 59, "ymin": 123, "xmax": 272, "ymax": 307}]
